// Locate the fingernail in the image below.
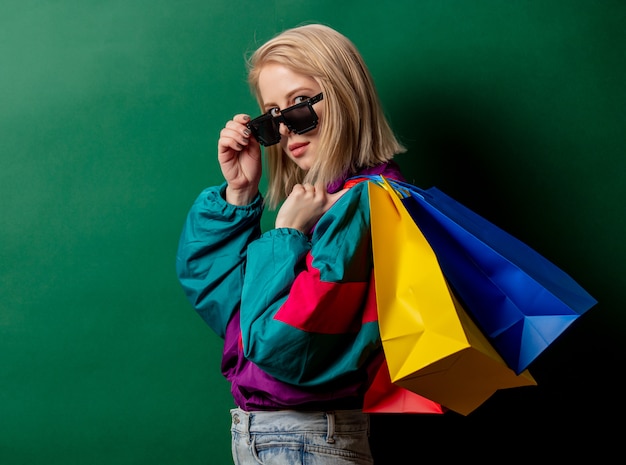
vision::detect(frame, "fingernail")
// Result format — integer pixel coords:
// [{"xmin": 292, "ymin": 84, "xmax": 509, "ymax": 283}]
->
[
  {"xmin": 243, "ymin": 129, "xmax": 251, "ymax": 136},
  {"xmin": 243, "ymin": 115, "xmax": 250, "ymax": 122}
]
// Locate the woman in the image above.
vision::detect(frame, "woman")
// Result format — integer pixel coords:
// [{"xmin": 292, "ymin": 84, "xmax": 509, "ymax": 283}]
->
[{"xmin": 176, "ymin": 23, "xmax": 406, "ymax": 465}]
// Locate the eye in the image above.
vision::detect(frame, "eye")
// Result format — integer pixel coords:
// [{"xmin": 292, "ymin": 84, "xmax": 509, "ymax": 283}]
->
[
  {"xmin": 293, "ymin": 95, "xmax": 308, "ymax": 104},
  {"xmin": 269, "ymin": 107, "xmax": 280, "ymax": 117}
]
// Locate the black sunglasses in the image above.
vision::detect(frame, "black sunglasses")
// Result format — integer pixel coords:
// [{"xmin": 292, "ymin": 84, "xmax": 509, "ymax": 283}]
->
[{"xmin": 247, "ymin": 93, "xmax": 324, "ymax": 147}]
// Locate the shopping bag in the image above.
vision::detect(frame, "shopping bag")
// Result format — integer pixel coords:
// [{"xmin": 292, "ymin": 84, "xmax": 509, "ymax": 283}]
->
[
  {"xmin": 363, "ymin": 359, "xmax": 445, "ymax": 414},
  {"xmin": 368, "ymin": 181, "xmax": 536, "ymax": 416},
  {"xmin": 376, "ymin": 176, "xmax": 597, "ymax": 374}
]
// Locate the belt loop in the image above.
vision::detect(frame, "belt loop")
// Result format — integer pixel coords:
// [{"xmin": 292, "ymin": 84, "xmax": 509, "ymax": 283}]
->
[
  {"xmin": 246, "ymin": 411, "xmax": 252, "ymax": 445},
  {"xmin": 325, "ymin": 412, "xmax": 336, "ymax": 444}
]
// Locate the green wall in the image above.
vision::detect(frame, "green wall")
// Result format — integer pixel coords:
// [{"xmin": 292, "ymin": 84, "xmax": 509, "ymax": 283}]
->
[{"xmin": 1, "ymin": 1, "xmax": 623, "ymax": 463}]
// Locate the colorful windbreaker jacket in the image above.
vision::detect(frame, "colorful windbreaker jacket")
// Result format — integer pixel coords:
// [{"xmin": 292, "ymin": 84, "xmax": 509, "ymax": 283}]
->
[{"xmin": 176, "ymin": 162, "xmax": 403, "ymax": 410}]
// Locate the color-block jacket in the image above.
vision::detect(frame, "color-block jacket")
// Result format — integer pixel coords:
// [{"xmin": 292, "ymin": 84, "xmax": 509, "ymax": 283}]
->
[{"xmin": 176, "ymin": 162, "xmax": 403, "ymax": 410}]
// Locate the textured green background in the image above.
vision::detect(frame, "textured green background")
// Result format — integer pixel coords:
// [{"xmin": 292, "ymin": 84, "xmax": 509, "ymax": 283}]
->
[{"xmin": 1, "ymin": 1, "xmax": 623, "ymax": 463}]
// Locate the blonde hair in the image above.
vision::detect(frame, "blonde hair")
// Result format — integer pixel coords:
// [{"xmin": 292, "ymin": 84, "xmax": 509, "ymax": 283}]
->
[{"xmin": 247, "ymin": 24, "xmax": 406, "ymax": 209}]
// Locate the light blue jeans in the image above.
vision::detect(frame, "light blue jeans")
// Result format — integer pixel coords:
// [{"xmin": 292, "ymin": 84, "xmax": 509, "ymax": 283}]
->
[{"xmin": 230, "ymin": 408, "xmax": 374, "ymax": 465}]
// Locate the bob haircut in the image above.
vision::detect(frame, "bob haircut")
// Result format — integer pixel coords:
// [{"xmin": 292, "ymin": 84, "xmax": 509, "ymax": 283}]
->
[{"xmin": 247, "ymin": 23, "xmax": 406, "ymax": 209}]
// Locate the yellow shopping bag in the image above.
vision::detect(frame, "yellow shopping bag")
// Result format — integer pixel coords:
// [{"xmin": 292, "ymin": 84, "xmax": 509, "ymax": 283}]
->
[{"xmin": 369, "ymin": 180, "xmax": 536, "ymax": 416}]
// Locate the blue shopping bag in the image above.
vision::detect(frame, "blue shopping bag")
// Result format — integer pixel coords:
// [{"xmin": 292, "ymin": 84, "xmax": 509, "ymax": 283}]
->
[{"xmin": 360, "ymin": 176, "xmax": 597, "ymax": 374}]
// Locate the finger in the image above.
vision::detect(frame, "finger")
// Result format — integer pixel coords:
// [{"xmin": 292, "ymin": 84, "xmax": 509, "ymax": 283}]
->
[
  {"xmin": 219, "ymin": 127, "xmax": 250, "ymax": 150},
  {"xmin": 218, "ymin": 137, "xmax": 245, "ymax": 156},
  {"xmin": 220, "ymin": 125, "xmax": 242, "ymax": 140},
  {"xmin": 288, "ymin": 184, "xmax": 303, "ymax": 196},
  {"xmin": 224, "ymin": 121, "xmax": 252, "ymax": 140},
  {"xmin": 313, "ymin": 182, "xmax": 328, "ymax": 195},
  {"xmin": 233, "ymin": 114, "xmax": 251, "ymax": 125}
]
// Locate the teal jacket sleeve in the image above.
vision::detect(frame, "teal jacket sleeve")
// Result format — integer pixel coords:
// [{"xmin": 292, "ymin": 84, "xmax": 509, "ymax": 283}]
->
[
  {"xmin": 240, "ymin": 182, "xmax": 380, "ymax": 387},
  {"xmin": 175, "ymin": 183, "xmax": 263, "ymax": 338}
]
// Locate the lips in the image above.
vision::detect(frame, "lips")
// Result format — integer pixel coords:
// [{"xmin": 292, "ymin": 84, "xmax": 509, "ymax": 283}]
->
[{"xmin": 288, "ymin": 142, "xmax": 309, "ymax": 158}]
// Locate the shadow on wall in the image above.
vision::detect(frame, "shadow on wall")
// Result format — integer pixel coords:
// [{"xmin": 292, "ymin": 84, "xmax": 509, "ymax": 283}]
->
[
  {"xmin": 368, "ymin": 84, "xmax": 620, "ymax": 462},
  {"xmin": 390, "ymin": 86, "xmax": 522, "ymax": 221}
]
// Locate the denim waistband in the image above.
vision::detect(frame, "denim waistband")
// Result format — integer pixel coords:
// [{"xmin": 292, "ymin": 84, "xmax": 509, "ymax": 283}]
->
[{"xmin": 230, "ymin": 407, "xmax": 370, "ymax": 436}]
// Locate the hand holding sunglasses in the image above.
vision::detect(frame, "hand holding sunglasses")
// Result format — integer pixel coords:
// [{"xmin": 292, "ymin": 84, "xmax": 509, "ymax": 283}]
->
[{"xmin": 247, "ymin": 93, "xmax": 323, "ymax": 147}]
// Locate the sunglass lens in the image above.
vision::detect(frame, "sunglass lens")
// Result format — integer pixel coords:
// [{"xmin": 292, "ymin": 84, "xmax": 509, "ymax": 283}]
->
[
  {"xmin": 248, "ymin": 116, "xmax": 280, "ymax": 146},
  {"xmin": 283, "ymin": 105, "xmax": 318, "ymax": 134}
]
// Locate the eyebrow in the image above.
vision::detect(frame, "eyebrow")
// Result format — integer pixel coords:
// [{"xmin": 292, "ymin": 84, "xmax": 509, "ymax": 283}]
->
[{"xmin": 262, "ymin": 88, "xmax": 318, "ymax": 112}]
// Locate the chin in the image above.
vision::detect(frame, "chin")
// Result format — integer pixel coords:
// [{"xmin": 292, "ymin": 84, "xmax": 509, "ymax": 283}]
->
[{"xmin": 295, "ymin": 160, "xmax": 313, "ymax": 171}]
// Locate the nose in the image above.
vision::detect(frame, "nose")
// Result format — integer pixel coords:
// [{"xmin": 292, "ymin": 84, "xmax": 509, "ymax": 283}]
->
[{"xmin": 278, "ymin": 121, "xmax": 292, "ymax": 137}]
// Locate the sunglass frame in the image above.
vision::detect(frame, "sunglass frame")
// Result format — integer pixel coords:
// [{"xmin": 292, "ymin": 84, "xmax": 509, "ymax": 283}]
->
[{"xmin": 247, "ymin": 93, "xmax": 324, "ymax": 147}]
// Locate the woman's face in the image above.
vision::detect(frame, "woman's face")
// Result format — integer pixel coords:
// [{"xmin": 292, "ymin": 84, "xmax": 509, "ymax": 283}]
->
[{"xmin": 257, "ymin": 63, "xmax": 324, "ymax": 172}]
